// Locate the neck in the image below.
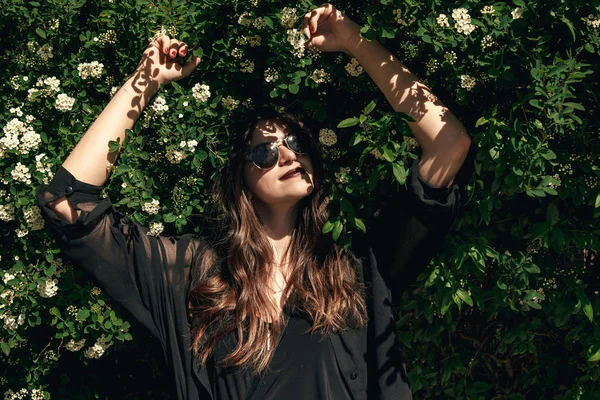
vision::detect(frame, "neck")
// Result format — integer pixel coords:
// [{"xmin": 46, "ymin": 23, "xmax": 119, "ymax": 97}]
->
[{"xmin": 252, "ymin": 199, "xmax": 299, "ymax": 262}]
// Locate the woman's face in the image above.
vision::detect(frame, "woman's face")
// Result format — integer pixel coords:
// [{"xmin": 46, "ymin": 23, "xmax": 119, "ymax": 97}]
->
[{"xmin": 243, "ymin": 118, "xmax": 314, "ymax": 207}]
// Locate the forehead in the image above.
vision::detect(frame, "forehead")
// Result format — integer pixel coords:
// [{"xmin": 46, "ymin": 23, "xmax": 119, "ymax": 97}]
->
[{"xmin": 249, "ymin": 118, "xmax": 292, "ymax": 146}]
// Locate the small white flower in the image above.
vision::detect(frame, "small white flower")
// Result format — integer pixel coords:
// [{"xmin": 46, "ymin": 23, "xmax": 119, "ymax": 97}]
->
[
  {"xmin": 286, "ymin": 29, "xmax": 306, "ymax": 58},
  {"xmin": 192, "ymin": 83, "xmax": 211, "ymax": 102},
  {"xmin": 280, "ymin": 7, "xmax": 298, "ymax": 29},
  {"xmin": 311, "ymin": 68, "xmax": 330, "ymax": 84},
  {"xmin": 55, "ymin": 93, "xmax": 75, "ymax": 112},
  {"xmin": 142, "ymin": 199, "xmax": 160, "ymax": 214},
  {"xmin": 481, "ymin": 5, "xmax": 495, "ymax": 15},
  {"xmin": 264, "ymin": 68, "xmax": 279, "ymax": 83},
  {"xmin": 436, "ymin": 14, "xmax": 450, "ymax": 28},
  {"xmin": 318, "ymin": 128, "xmax": 337, "ymax": 146},
  {"xmin": 38, "ymin": 278, "xmax": 59, "ymax": 298},
  {"xmin": 240, "ymin": 59, "xmax": 255, "ymax": 73},
  {"xmin": 77, "ymin": 61, "xmax": 104, "ymax": 80},
  {"xmin": 147, "ymin": 222, "xmax": 164, "ymax": 237},
  {"xmin": 460, "ymin": 74, "xmax": 476, "ymax": 91},
  {"xmin": 222, "ymin": 96, "xmax": 240, "ymax": 111},
  {"xmin": 344, "ymin": 58, "xmax": 364, "ymax": 77},
  {"xmin": 511, "ymin": 7, "xmax": 523, "ymax": 20}
]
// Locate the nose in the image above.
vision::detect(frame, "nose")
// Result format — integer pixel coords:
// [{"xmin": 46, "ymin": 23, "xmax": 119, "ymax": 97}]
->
[{"xmin": 278, "ymin": 142, "xmax": 297, "ymax": 165}]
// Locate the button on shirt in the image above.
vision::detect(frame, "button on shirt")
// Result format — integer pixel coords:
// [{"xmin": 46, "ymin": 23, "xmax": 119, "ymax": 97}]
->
[{"xmin": 35, "ymin": 143, "xmax": 477, "ymax": 400}]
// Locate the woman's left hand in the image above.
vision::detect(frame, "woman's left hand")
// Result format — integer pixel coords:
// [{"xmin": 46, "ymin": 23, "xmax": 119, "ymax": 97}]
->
[{"xmin": 302, "ymin": 3, "xmax": 360, "ymax": 54}]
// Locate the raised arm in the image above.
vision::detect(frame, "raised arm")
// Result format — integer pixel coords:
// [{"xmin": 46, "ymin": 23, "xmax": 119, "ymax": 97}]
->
[
  {"xmin": 302, "ymin": 4, "xmax": 472, "ymax": 187},
  {"xmin": 51, "ymin": 37, "xmax": 200, "ymax": 223}
]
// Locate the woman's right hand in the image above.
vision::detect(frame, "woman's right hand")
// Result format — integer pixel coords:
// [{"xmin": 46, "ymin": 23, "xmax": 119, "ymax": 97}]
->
[{"xmin": 134, "ymin": 35, "xmax": 201, "ymax": 86}]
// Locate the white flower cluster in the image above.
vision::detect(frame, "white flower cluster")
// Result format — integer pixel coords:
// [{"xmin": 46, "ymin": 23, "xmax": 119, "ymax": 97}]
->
[
  {"xmin": 222, "ymin": 96, "xmax": 240, "ymax": 110},
  {"xmin": 11, "ymin": 163, "xmax": 32, "ymax": 184},
  {"xmin": 311, "ymin": 68, "xmax": 330, "ymax": 84},
  {"xmin": 85, "ymin": 336, "xmax": 112, "ymax": 359},
  {"xmin": 2, "ymin": 313, "xmax": 26, "ymax": 331},
  {"xmin": 36, "ymin": 43, "xmax": 54, "ymax": 62},
  {"xmin": 35, "ymin": 153, "xmax": 54, "ymax": 184},
  {"xmin": 240, "ymin": 59, "xmax": 255, "ymax": 73},
  {"xmin": 142, "ymin": 199, "xmax": 160, "ymax": 214},
  {"xmin": 280, "ymin": 7, "xmax": 298, "ymax": 29},
  {"xmin": 461, "ymin": 74, "xmax": 476, "ymax": 91},
  {"xmin": 10, "ymin": 107, "xmax": 23, "ymax": 117},
  {"xmin": 16, "ymin": 228, "xmax": 28, "ymax": 238},
  {"xmin": 192, "ymin": 83, "xmax": 211, "ymax": 102},
  {"xmin": 77, "ymin": 61, "xmax": 104, "ymax": 80},
  {"xmin": 3, "ymin": 388, "xmax": 29, "ymax": 400},
  {"xmin": 436, "ymin": 13, "xmax": 450, "ymax": 28},
  {"xmin": 287, "ymin": 29, "xmax": 306, "ymax": 58},
  {"xmin": 243, "ymin": 98, "xmax": 254, "ymax": 108},
  {"xmin": 180, "ymin": 139, "xmax": 198, "ymax": 152},
  {"xmin": 110, "ymin": 86, "xmax": 119, "ymax": 97},
  {"xmin": 231, "ymin": 48, "xmax": 243, "ymax": 59},
  {"xmin": 94, "ymin": 30, "xmax": 117, "ymax": 45},
  {"xmin": 236, "ymin": 35, "xmax": 261, "ymax": 47},
  {"xmin": 481, "ymin": 5, "xmax": 495, "ymax": 15},
  {"xmin": 39, "ymin": 76, "xmax": 60, "ymax": 93},
  {"xmin": 511, "ymin": 7, "xmax": 523, "ymax": 20},
  {"xmin": 65, "ymin": 338, "xmax": 86, "ymax": 352},
  {"xmin": 3, "ymin": 271, "xmax": 16, "ymax": 285},
  {"xmin": 24, "ymin": 206, "xmax": 45, "ymax": 231},
  {"xmin": 50, "ymin": 18, "xmax": 60, "ymax": 31},
  {"xmin": 426, "ymin": 58, "xmax": 440, "ymax": 74},
  {"xmin": 481, "ymin": 35, "xmax": 495, "ymax": 49},
  {"xmin": 147, "ymin": 222, "xmax": 164, "ymax": 237},
  {"xmin": 37, "ymin": 278, "xmax": 59, "ymax": 298},
  {"xmin": 166, "ymin": 148, "xmax": 186, "ymax": 164},
  {"xmin": 334, "ymin": 167, "xmax": 350, "ymax": 184},
  {"xmin": 444, "ymin": 51, "xmax": 458, "ymax": 65},
  {"xmin": 582, "ymin": 14, "xmax": 600, "ymax": 28},
  {"xmin": 392, "ymin": 9, "xmax": 415, "ymax": 26},
  {"xmin": 0, "ymin": 204, "xmax": 16, "ymax": 222},
  {"xmin": 151, "ymin": 96, "xmax": 169, "ymax": 115},
  {"xmin": 344, "ymin": 58, "xmax": 364, "ymax": 77},
  {"xmin": 238, "ymin": 12, "xmax": 267, "ymax": 29},
  {"xmin": 452, "ymin": 8, "xmax": 476, "ymax": 35},
  {"xmin": 319, "ymin": 128, "xmax": 337, "ymax": 146},
  {"xmin": 30, "ymin": 389, "xmax": 44, "ymax": 400},
  {"xmin": 264, "ymin": 67, "xmax": 279, "ymax": 82},
  {"xmin": 55, "ymin": 93, "xmax": 75, "ymax": 112},
  {"xmin": 9, "ymin": 75, "xmax": 28, "ymax": 90},
  {"xmin": 1, "ymin": 117, "xmax": 41, "ymax": 156}
]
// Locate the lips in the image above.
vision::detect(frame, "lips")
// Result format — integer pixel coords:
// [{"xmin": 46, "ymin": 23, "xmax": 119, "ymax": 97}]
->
[{"xmin": 280, "ymin": 167, "xmax": 305, "ymax": 180}]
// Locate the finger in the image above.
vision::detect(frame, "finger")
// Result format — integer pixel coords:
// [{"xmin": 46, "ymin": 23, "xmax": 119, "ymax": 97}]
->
[
  {"xmin": 179, "ymin": 43, "xmax": 187, "ymax": 57},
  {"xmin": 302, "ymin": 13, "xmax": 311, "ymax": 40},
  {"xmin": 180, "ymin": 55, "xmax": 201, "ymax": 78},
  {"xmin": 157, "ymin": 35, "xmax": 171, "ymax": 55},
  {"xmin": 169, "ymin": 39, "xmax": 180, "ymax": 59},
  {"xmin": 309, "ymin": 10, "xmax": 319, "ymax": 33}
]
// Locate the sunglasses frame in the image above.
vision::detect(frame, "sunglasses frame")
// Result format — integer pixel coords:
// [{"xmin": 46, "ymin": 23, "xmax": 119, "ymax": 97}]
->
[{"xmin": 245, "ymin": 133, "xmax": 307, "ymax": 170}]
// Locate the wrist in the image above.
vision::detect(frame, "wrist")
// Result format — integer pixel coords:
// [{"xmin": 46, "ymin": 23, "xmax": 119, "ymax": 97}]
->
[
  {"xmin": 122, "ymin": 71, "xmax": 160, "ymax": 97},
  {"xmin": 341, "ymin": 21, "xmax": 363, "ymax": 57}
]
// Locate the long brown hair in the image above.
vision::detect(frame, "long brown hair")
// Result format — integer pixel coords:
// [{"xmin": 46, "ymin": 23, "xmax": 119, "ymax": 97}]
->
[{"xmin": 187, "ymin": 108, "xmax": 368, "ymax": 373}]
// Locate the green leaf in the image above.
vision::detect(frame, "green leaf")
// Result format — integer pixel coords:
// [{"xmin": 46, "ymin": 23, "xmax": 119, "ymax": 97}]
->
[
  {"xmin": 392, "ymin": 163, "xmax": 408, "ymax": 184},
  {"xmin": 595, "ymin": 193, "xmax": 600, "ymax": 208},
  {"xmin": 475, "ymin": 117, "xmax": 488, "ymax": 127},
  {"xmin": 332, "ymin": 220, "xmax": 343, "ymax": 241},
  {"xmin": 288, "ymin": 84, "xmax": 299, "ymax": 94},
  {"xmin": 163, "ymin": 213, "xmax": 177, "ymax": 223},
  {"xmin": 76, "ymin": 309, "xmax": 90, "ymax": 321},
  {"xmin": 560, "ymin": 15, "xmax": 576, "ymax": 42},
  {"xmin": 363, "ymin": 100, "xmax": 377, "ymax": 115},
  {"xmin": 36, "ymin": 28, "xmax": 46, "ymax": 38},
  {"xmin": 579, "ymin": 293, "xmax": 594, "ymax": 322},
  {"xmin": 456, "ymin": 289, "xmax": 473, "ymax": 307},
  {"xmin": 337, "ymin": 117, "xmax": 359, "ymax": 128},
  {"xmin": 354, "ymin": 217, "xmax": 366, "ymax": 233},
  {"xmin": 562, "ymin": 102, "xmax": 585, "ymax": 111},
  {"xmin": 322, "ymin": 220, "xmax": 334, "ymax": 234},
  {"xmin": 264, "ymin": 15, "xmax": 274, "ymax": 29},
  {"xmin": 1, "ymin": 342, "xmax": 10, "ymax": 356},
  {"xmin": 587, "ymin": 345, "xmax": 600, "ymax": 362}
]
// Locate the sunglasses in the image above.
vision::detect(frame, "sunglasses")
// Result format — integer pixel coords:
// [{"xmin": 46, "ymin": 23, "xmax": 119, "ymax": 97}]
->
[{"xmin": 245, "ymin": 133, "xmax": 309, "ymax": 169}]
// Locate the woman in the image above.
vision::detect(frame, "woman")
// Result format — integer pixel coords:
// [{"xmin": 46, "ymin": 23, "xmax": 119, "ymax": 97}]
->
[{"xmin": 37, "ymin": 4, "xmax": 476, "ymax": 399}]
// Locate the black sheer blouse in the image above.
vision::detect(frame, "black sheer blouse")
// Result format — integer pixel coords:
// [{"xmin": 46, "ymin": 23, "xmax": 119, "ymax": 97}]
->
[{"xmin": 35, "ymin": 143, "xmax": 477, "ymax": 400}]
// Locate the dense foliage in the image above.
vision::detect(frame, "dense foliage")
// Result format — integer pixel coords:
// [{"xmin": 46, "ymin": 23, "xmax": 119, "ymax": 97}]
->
[{"xmin": 1, "ymin": 0, "xmax": 599, "ymax": 398}]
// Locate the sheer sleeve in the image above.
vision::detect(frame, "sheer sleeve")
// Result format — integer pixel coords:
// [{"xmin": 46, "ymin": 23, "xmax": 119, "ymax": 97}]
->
[
  {"xmin": 366, "ymin": 142, "xmax": 478, "ymax": 304},
  {"xmin": 35, "ymin": 165, "xmax": 202, "ymax": 344}
]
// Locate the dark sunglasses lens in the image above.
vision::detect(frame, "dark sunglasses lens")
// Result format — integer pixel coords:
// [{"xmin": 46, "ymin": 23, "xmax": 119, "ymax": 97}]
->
[
  {"xmin": 286, "ymin": 133, "xmax": 306, "ymax": 153},
  {"xmin": 253, "ymin": 143, "xmax": 278, "ymax": 168}
]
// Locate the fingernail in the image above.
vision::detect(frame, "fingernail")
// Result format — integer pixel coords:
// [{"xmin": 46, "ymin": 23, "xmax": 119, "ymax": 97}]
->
[
  {"xmin": 181, "ymin": 49, "xmax": 186, "ymax": 56},
  {"xmin": 171, "ymin": 50, "xmax": 177, "ymax": 57},
  {"xmin": 164, "ymin": 48, "xmax": 169, "ymax": 54}
]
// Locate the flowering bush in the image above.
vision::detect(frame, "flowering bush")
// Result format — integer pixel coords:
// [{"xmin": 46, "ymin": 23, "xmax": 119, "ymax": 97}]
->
[{"xmin": 1, "ymin": 0, "xmax": 599, "ymax": 398}]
